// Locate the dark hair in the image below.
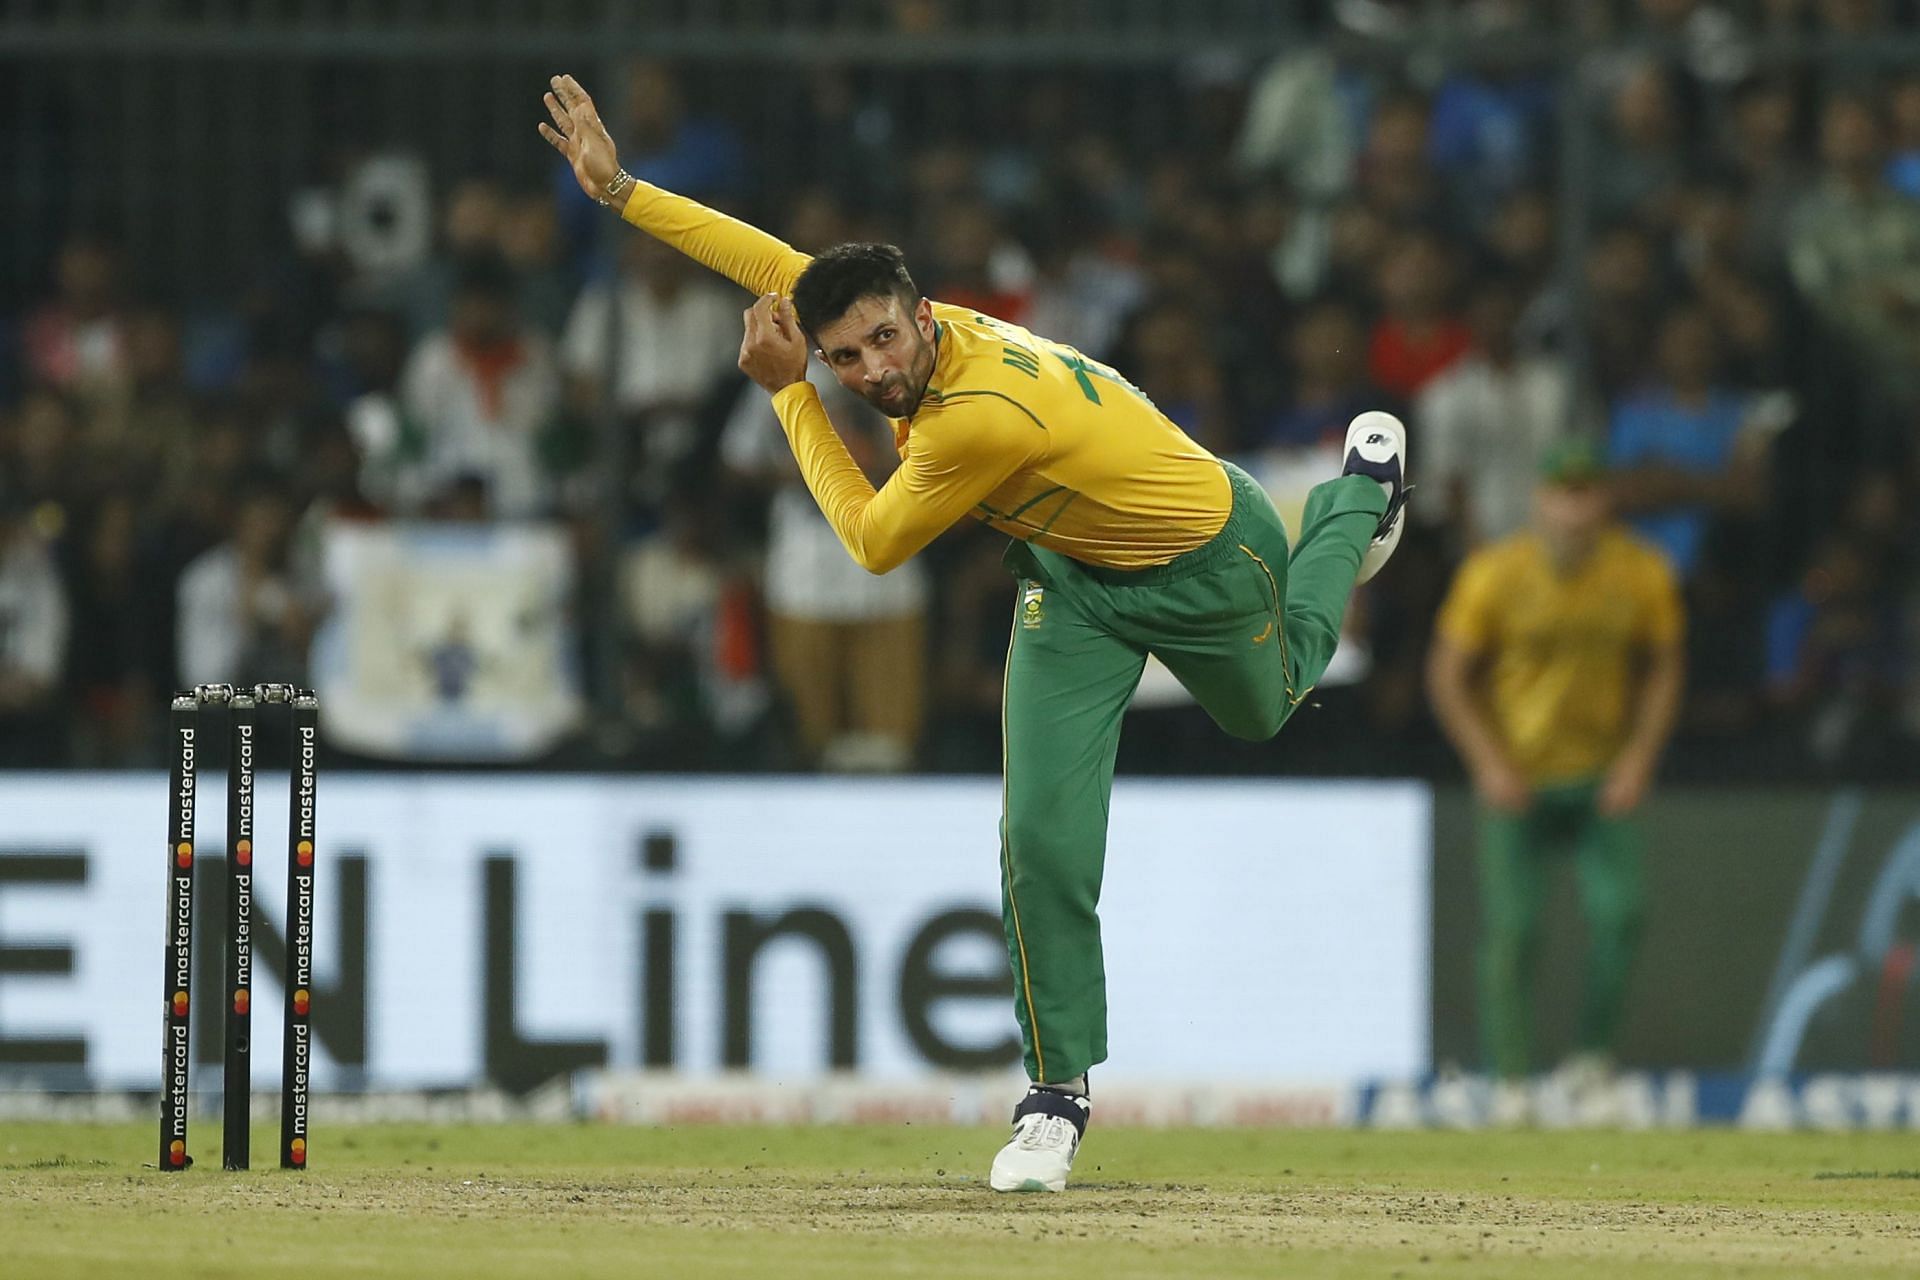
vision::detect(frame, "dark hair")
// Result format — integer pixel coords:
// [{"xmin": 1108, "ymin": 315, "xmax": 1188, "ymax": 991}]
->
[{"xmin": 791, "ymin": 243, "xmax": 919, "ymax": 338}]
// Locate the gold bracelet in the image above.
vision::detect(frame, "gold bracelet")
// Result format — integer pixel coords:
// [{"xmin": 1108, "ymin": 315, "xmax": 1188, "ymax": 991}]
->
[{"xmin": 598, "ymin": 169, "xmax": 635, "ymax": 207}]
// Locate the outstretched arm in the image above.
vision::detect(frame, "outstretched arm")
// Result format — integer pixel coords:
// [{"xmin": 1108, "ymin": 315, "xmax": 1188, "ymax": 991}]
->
[
  {"xmin": 737, "ymin": 295, "xmax": 1036, "ymax": 575},
  {"xmin": 539, "ymin": 73, "xmax": 812, "ymax": 297}
]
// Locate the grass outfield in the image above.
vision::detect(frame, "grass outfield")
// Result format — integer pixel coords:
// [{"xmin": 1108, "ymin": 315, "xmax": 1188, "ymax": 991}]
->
[{"xmin": 4, "ymin": 1123, "xmax": 1919, "ymax": 1278}]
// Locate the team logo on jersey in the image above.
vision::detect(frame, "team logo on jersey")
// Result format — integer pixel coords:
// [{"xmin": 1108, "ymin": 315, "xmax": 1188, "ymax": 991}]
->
[{"xmin": 1021, "ymin": 583, "xmax": 1045, "ymax": 630}]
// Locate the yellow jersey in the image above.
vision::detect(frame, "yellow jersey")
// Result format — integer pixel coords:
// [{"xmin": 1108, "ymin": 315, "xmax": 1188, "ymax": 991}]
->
[
  {"xmin": 621, "ymin": 185, "xmax": 1231, "ymax": 573},
  {"xmin": 1436, "ymin": 528, "xmax": 1685, "ymax": 784}
]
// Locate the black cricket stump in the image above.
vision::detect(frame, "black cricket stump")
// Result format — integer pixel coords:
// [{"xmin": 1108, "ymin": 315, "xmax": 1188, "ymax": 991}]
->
[
  {"xmin": 159, "ymin": 693, "xmax": 199, "ymax": 1171},
  {"xmin": 156, "ymin": 683, "xmax": 319, "ymax": 1173},
  {"xmin": 222, "ymin": 692, "xmax": 256, "ymax": 1170},
  {"xmin": 279, "ymin": 689, "xmax": 319, "ymax": 1170}
]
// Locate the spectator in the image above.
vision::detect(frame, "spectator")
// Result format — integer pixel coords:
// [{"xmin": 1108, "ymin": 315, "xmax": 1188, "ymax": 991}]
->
[
  {"xmin": 1887, "ymin": 75, "xmax": 1920, "ymax": 199},
  {"xmin": 1787, "ymin": 93, "xmax": 1920, "ymax": 409},
  {"xmin": 1368, "ymin": 230, "xmax": 1471, "ymax": 401},
  {"xmin": 560, "ymin": 232, "xmax": 740, "ymax": 509},
  {"xmin": 786, "ymin": 68, "xmax": 904, "ymax": 211},
  {"xmin": 398, "ymin": 178, "xmax": 509, "ymax": 339},
  {"xmin": 924, "ymin": 537, "xmax": 1022, "ymax": 773},
  {"xmin": 1722, "ymin": 75, "xmax": 1808, "ymax": 269},
  {"xmin": 60, "ymin": 493, "xmax": 161, "ymax": 765},
  {"xmin": 1585, "ymin": 224, "xmax": 1666, "ymax": 398},
  {"xmin": 917, "ymin": 199, "xmax": 1033, "ymax": 325},
  {"xmin": 15, "ymin": 31, "xmax": 1920, "ymax": 782},
  {"xmin": 1203, "ymin": 184, "xmax": 1294, "ymax": 375},
  {"xmin": 721, "ymin": 363, "xmax": 930, "ymax": 771},
  {"xmin": 1671, "ymin": 181, "xmax": 1787, "ymax": 384},
  {"xmin": 5, "ymin": 387, "xmax": 82, "ymax": 511},
  {"xmin": 1132, "ymin": 232, "xmax": 1224, "ymax": 331},
  {"xmin": 321, "ymin": 306, "xmax": 407, "ymax": 409},
  {"xmin": 114, "ymin": 307, "xmax": 202, "ymax": 506},
  {"xmin": 1020, "ymin": 212, "xmax": 1146, "ymax": 362},
  {"xmin": 1054, "ymin": 129, "xmax": 1145, "ymax": 236},
  {"xmin": 175, "ymin": 489, "xmax": 310, "ymax": 690},
  {"xmin": 1231, "ymin": 50, "xmax": 1357, "ymax": 202},
  {"xmin": 1417, "ymin": 277, "xmax": 1579, "ymax": 545},
  {"xmin": 21, "ymin": 234, "xmax": 128, "ymax": 407},
  {"xmin": 618, "ymin": 489, "xmax": 769, "ymax": 761},
  {"xmin": 1608, "ymin": 304, "xmax": 1771, "ymax": 578},
  {"xmin": 1480, "ymin": 189, "xmax": 1565, "ymax": 349},
  {"xmin": 1766, "ymin": 531, "xmax": 1909, "ymax": 770},
  {"xmin": 619, "ymin": 59, "xmax": 749, "ymax": 200},
  {"xmin": 1625, "ymin": 0, "xmax": 1748, "ymax": 86},
  {"xmin": 1357, "ymin": 93, "xmax": 1441, "ymax": 231},
  {"xmin": 1427, "ymin": 57, "xmax": 1555, "ymax": 226},
  {"xmin": 398, "ymin": 254, "xmax": 563, "ymax": 518},
  {"xmin": 1591, "ymin": 60, "xmax": 1691, "ymax": 232},
  {"xmin": 499, "ymin": 191, "xmax": 578, "ymax": 339},
  {"xmin": 0, "ymin": 491, "xmax": 70, "ymax": 765},
  {"xmin": 978, "ymin": 81, "xmax": 1083, "ymax": 213},
  {"xmin": 1114, "ymin": 300, "xmax": 1233, "ymax": 452},
  {"xmin": 327, "ymin": 307, "xmax": 411, "ymax": 508},
  {"xmin": 1252, "ymin": 297, "xmax": 1391, "ymax": 453}
]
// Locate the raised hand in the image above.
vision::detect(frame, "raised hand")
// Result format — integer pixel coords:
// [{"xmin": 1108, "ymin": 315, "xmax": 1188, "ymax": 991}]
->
[{"xmin": 538, "ymin": 74, "xmax": 622, "ymax": 205}]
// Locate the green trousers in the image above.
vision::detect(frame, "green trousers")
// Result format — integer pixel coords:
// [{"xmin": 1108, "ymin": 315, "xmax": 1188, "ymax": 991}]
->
[
  {"xmin": 1476, "ymin": 782, "xmax": 1644, "ymax": 1079},
  {"xmin": 998, "ymin": 462, "xmax": 1386, "ymax": 1083}
]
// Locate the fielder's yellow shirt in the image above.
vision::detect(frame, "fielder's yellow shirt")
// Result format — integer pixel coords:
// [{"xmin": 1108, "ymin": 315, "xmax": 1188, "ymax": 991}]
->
[
  {"xmin": 621, "ymin": 185, "xmax": 1230, "ymax": 573},
  {"xmin": 1437, "ymin": 528, "xmax": 1684, "ymax": 784}
]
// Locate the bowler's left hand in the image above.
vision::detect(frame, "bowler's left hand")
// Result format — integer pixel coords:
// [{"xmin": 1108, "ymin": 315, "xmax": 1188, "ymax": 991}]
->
[{"xmin": 739, "ymin": 294, "xmax": 809, "ymax": 395}]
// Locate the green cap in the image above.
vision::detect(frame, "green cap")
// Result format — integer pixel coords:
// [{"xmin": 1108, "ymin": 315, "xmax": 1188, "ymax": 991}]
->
[{"xmin": 1539, "ymin": 437, "xmax": 1606, "ymax": 486}]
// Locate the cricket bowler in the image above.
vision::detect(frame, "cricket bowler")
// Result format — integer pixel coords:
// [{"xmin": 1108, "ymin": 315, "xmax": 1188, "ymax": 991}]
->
[{"xmin": 540, "ymin": 73, "xmax": 1408, "ymax": 1191}]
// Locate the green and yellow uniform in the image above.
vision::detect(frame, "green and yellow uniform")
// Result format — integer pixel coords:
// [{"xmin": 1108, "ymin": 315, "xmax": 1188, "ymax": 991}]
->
[
  {"xmin": 624, "ymin": 184, "xmax": 1387, "ymax": 1083},
  {"xmin": 1436, "ymin": 528, "xmax": 1684, "ymax": 1077}
]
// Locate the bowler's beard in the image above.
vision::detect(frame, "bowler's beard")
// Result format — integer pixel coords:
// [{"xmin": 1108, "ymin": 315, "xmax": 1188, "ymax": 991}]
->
[{"xmin": 857, "ymin": 329, "xmax": 937, "ymax": 418}]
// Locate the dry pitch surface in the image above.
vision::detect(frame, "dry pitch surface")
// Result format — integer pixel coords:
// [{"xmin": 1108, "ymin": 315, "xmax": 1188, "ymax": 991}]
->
[{"xmin": 4, "ymin": 1123, "xmax": 1919, "ymax": 1278}]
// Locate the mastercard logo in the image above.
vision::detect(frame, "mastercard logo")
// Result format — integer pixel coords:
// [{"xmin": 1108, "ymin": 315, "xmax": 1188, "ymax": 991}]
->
[
  {"xmin": 292, "ymin": 989, "xmax": 310, "ymax": 1015},
  {"xmin": 233, "ymin": 990, "xmax": 249, "ymax": 1015},
  {"xmin": 296, "ymin": 840, "xmax": 314, "ymax": 867},
  {"xmin": 172, "ymin": 991, "xmax": 189, "ymax": 1017},
  {"xmin": 176, "ymin": 842, "xmax": 192, "ymax": 868},
  {"xmin": 169, "ymin": 1139, "xmax": 186, "ymax": 1166},
  {"xmin": 235, "ymin": 839, "xmax": 252, "ymax": 867},
  {"xmin": 289, "ymin": 1138, "xmax": 307, "ymax": 1165}
]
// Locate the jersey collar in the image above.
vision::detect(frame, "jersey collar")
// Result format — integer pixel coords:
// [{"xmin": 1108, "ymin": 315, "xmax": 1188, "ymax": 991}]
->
[{"xmin": 917, "ymin": 317, "xmax": 950, "ymax": 411}]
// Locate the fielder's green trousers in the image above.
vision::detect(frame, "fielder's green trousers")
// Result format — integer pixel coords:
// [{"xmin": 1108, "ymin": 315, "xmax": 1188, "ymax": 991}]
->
[
  {"xmin": 1476, "ymin": 782, "xmax": 1645, "ymax": 1079},
  {"xmin": 998, "ymin": 462, "xmax": 1386, "ymax": 1083}
]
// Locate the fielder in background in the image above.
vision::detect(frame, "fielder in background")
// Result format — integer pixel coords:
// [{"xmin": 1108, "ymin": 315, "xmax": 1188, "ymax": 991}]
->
[
  {"xmin": 1427, "ymin": 440, "xmax": 1686, "ymax": 1123},
  {"xmin": 540, "ymin": 73, "xmax": 1407, "ymax": 1191}
]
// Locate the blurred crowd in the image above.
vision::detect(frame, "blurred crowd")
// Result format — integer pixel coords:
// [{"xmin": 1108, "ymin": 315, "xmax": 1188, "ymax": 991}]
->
[{"xmin": 6, "ymin": 0, "xmax": 1920, "ymax": 776}]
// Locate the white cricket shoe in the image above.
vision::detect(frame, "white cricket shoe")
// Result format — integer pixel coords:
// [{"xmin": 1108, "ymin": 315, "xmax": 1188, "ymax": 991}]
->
[
  {"xmin": 1342, "ymin": 410, "xmax": 1409, "ymax": 584},
  {"xmin": 988, "ymin": 1087, "xmax": 1090, "ymax": 1193}
]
